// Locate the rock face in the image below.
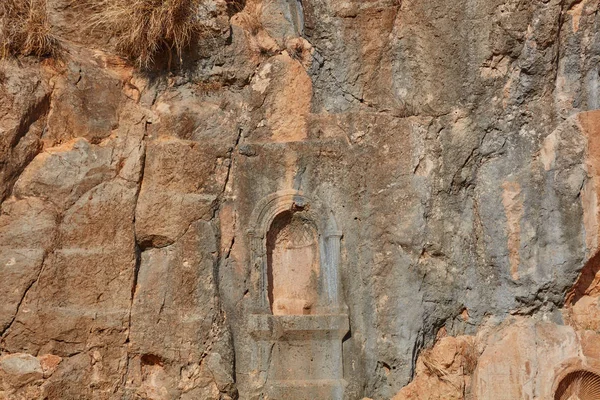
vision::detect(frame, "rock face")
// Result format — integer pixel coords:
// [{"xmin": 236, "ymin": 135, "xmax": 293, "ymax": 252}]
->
[{"xmin": 1, "ymin": 0, "xmax": 600, "ymax": 399}]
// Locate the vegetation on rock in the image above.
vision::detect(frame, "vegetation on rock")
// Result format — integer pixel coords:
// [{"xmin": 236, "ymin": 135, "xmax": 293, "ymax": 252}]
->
[
  {"xmin": 0, "ymin": 0, "xmax": 58, "ymax": 58},
  {"xmin": 84, "ymin": 0, "xmax": 208, "ymax": 68}
]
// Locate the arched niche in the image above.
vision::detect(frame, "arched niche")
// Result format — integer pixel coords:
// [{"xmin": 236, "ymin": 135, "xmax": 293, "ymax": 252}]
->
[
  {"xmin": 247, "ymin": 190, "xmax": 343, "ymax": 314},
  {"xmin": 554, "ymin": 369, "xmax": 600, "ymax": 399},
  {"xmin": 267, "ymin": 209, "xmax": 320, "ymax": 315}
]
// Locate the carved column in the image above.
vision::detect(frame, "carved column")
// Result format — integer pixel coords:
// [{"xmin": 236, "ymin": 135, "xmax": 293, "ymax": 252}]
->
[
  {"xmin": 248, "ymin": 231, "xmax": 269, "ymax": 313},
  {"xmin": 323, "ymin": 231, "xmax": 343, "ymax": 311}
]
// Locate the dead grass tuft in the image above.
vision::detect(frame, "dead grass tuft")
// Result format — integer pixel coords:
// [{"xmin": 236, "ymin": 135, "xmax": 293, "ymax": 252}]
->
[
  {"xmin": 421, "ymin": 353, "xmax": 463, "ymax": 391},
  {"xmin": 82, "ymin": 0, "xmax": 207, "ymax": 69},
  {"xmin": 0, "ymin": 0, "xmax": 59, "ymax": 58},
  {"xmin": 421, "ymin": 351, "xmax": 452, "ymax": 381},
  {"xmin": 288, "ymin": 41, "xmax": 304, "ymax": 61},
  {"xmin": 462, "ymin": 339, "xmax": 478, "ymax": 375},
  {"xmin": 233, "ymin": 1, "xmax": 262, "ymax": 36}
]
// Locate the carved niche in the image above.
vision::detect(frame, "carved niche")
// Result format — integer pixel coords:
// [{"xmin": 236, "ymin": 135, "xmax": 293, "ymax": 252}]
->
[
  {"xmin": 267, "ymin": 210, "xmax": 320, "ymax": 315},
  {"xmin": 554, "ymin": 369, "xmax": 600, "ymax": 400},
  {"xmin": 246, "ymin": 190, "xmax": 348, "ymax": 399}
]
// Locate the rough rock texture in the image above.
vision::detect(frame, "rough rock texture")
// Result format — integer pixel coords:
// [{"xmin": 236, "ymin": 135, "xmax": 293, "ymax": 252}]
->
[{"xmin": 1, "ymin": 0, "xmax": 600, "ymax": 399}]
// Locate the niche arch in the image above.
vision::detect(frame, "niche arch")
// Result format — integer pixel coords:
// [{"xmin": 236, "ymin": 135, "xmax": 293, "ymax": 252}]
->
[
  {"xmin": 554, "ymin": 369, "xmax": 600, "ymax": 400},
  {"xmin": 248, "ymin": 190, "xmax": 343, "ymax": 314}
]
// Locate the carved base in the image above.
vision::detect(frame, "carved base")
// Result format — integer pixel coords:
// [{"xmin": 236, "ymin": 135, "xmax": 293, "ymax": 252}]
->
[
  {"xmin": 266, "ymin": 379, "xmax": 346, "ymax": 400},
  {"xmin": 249, "ymin": 314, "xmax": 349, "ymax": 399}
]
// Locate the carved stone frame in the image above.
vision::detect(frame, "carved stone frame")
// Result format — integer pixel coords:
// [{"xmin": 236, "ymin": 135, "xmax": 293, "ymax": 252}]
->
[
  {"xmin": 246, "ymin": 190, "xmax": 348, "ymax": 398},
  {"xmin": 247, "ymin": 190, "xmax": 344, "ymax": 314}
]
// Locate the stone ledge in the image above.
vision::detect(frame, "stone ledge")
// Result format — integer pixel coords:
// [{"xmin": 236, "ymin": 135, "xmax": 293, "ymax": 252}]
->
[
  {"xmin": 266, "ymin": 379, "xmax": 347, "ymax": 400},
  {"xmin": 248, "ymin": 314, "xmax": 349, "ymax": 340}
]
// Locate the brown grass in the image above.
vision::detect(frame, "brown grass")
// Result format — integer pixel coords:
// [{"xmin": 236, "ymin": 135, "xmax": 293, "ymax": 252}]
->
[
  {"xmin": 421, "ymin": 353, "xmax": 463, "ymax": 391},
  {"xmin": 83, "ymin": 0, "xmax": 207, "ymax": 68},
  {"xmin": 234, "ymin": 1, "xmax": 262, "ymax": 36},
  {"xmin": 0, "ymin": 0, "xmax": 58, "ymax": 58},
  {"xmin": 421, "ymin": 351, "xmax": 452, "ymax": 381},
  {"xmin": 462, "ymin": 339, "xmax": 478, "ymax": 375}
]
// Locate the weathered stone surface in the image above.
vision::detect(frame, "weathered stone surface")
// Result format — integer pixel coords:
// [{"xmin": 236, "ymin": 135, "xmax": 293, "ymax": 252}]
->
[
  {"xmin": 0, "ymin": 60, "xmax": 51, "ymax": 202},
  {"xmin": 38, "ymin": 354, "xmax": 62, "ymax": 378},
  {"xmin": 134, "ymin": 138, "xmax": 228, "ymax": 247},
  {"xmin": 249, "ymin": 52, "xmax": 313, "ymax": 142},
  {"xmin": 392, "ymin": 335, "xmax": 475, "ymax": 400},
  {"xmin": 0, "ymin": 353, "xmax": 43, "ymax": 387},
  {"xmin": 0, "ymin": 353, "xmax": 62, "ymax": 399},
  {"xmin": 1, "ymin": 180, "xmax": 137, "ymax": 357},
  {"xmin": 0, "ymin": 0, "xmax": 600, "ymax": 398},
  {"xmin": 0, "ymin": 197, "xmax": 57, "ymax": 334},
  {"xmin": 130, "ymin": 221, "xmax": 220, "ymax": 360},
  {"xmin": 472, "ymin": 317, "xmax": 599, "ymax": 400},
  {"xmin": 13, "ymin": 139, "xmax": 117, "ymax": 211},
  {"xmin": 44, "ymin": 59, "xmax": 123, "ymax": 146}
]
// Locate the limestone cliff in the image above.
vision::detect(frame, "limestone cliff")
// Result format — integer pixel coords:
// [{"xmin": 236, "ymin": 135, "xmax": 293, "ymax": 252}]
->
[{"xmin": 1, "ymin": 0, "xmax": 600, "ymax": 399}]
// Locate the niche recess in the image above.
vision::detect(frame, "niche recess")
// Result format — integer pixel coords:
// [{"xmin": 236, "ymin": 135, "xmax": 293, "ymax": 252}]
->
[
  {"xmin": 247, "ymin": 190, "xmax": 348, "ymax": 399},
  {"xmin": 266, "ymin": 209, "xmax": 320, "ymax": 315},
  {"xmin": 555, "ymin": 370, "xmax": 600, "ymax": 400}
]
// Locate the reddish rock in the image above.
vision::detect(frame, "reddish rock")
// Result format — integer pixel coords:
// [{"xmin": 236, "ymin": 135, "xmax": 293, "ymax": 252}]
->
[
  {"xmin": 38, "ymin": 354, "xmax": 62, "ymax": 378},
  {"xmin": 393, "ymin": 336, "xmax": 476, "ymax": 400}
]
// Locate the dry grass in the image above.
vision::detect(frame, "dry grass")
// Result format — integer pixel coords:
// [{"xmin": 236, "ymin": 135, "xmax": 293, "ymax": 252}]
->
[
  {"xmin": 421, "ymin": 351, "xmax": 452, "ymax": 381},
  {"xmin": 234, "ymin": 1, "xmax": 262, "ymax": 36},
  {"xmin": 83, "ymin": 0, "xmax": 207, "ymax": 69},
  {"xmin": 0, "ymin": 0, "xmax": 58, "ymax": 58},
  {"xmin": 462, "ymin": 339, "xmax": 478, "ymax": 375}
]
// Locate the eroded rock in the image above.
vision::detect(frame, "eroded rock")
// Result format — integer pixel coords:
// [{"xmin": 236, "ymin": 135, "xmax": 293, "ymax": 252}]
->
[{"xmin": 0, "ymin": 0, "xmax": 599, "ymax": 399}]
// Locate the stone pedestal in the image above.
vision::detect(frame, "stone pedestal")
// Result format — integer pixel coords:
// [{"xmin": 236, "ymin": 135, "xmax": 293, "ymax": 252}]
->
[{"xmin": 249, "ymin": 314, "xmax": 349, "ymax": 399}]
